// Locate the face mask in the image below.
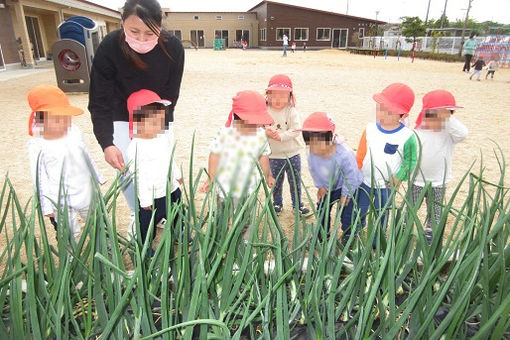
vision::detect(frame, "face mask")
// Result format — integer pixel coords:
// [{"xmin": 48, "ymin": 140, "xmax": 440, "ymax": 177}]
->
[{"xmin": 124, "ymin": 30, "xmax": 159, "ymax": 54}]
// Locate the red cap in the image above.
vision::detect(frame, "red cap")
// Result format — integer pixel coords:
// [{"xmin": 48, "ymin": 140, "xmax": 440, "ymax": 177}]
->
[
  {"xmin": 225, "ymin": 91, "xmax": 274, "ymax": 127},
  {"xmin": 126, "ymin": 89, "xmax": 171, "ymax": 139},
  {"xmin": 373, "ymin": 83, "xmax": 415, "ymax": 115},
  {"xmin": 415, "ymin": 90, "xmax": 463, "ymax": 128},
  {"xmin": 296, "ymin": 112, "xmax": 335, "ymax": 133},
  {"xmin": 27, "ymin": 85, "xmax": 83, "ymax": 135},
  {"xmin": 266, "ymin": 74, "xmax": 293, "ymax": 92}
]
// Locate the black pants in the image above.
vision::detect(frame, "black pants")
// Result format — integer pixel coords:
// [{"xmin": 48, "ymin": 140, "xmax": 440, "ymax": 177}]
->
[
  {"xmin": 486, "ymin": 70, "xmax": 495, "ymax": 79},
  {"xmin": 463, "ymin": 54, "xmax": 473, "ymax": 72},
  {"xmin": 138, "ymin": 188, "xmax": 181, "ymax": 244}
]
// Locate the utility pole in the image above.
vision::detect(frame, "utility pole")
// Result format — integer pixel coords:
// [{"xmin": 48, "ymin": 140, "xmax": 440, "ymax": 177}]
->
[
  {"xmin": 440, "ymin": 0, "xmax": 449, "ymax": 28},
  {"xmin": 346, "ymin": 0, "xmax": 349, "ymax": 15},
  {"xmin": 425, "ymin": 0, "xmax": 432, "ymax": 25},
  {"xmin": 459, "ymin": 0, "xmax": 474, "ymax": 56}
]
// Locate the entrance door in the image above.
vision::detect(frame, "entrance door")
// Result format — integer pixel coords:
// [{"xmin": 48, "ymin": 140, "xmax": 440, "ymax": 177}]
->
[
  {"xmin": 215, "ymin": 30, "xmax": 229, "ymax": 48},
  {"xmin": 25, "ymin": 16, "xmax": 45, "ymax": 59},
  {"xmin": 332, "ymin": 29, "xmax": 349, "ymax": 49},
  {"xmin": 190, "ymin": 30, "xmax": 205, "ymax": 48},
  {"xmin": 235, "ymin": 30, "xmax": 250, "ymax": 46}
]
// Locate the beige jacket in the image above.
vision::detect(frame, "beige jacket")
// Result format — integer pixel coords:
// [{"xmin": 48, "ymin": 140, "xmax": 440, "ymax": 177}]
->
[{"xmin": 267, "ymin": 106, "xmax": 305, "ymax": 159}]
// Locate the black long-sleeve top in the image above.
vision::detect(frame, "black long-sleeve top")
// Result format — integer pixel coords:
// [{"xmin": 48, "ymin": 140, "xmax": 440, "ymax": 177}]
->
[{"xmin": 88, "ymin": 29, "xmax": 185, "ymax": 150}]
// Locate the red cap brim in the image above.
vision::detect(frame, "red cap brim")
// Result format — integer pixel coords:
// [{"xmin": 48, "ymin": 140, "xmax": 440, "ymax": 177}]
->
[{"xmin": 373, "ymin": 93, "xmax": 408, "ymax": 115}]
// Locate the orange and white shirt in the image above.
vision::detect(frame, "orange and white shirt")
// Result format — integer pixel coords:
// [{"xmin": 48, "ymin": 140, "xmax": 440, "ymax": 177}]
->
[{"xmin": 356, "ymin": 123, "xmax": 417, "ymax": 188}]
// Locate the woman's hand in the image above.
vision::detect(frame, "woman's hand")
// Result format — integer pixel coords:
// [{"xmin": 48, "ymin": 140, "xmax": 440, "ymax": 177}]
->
[{"xmin": 104, "ymin": 146, "xmax": 125, "ymax": 171}]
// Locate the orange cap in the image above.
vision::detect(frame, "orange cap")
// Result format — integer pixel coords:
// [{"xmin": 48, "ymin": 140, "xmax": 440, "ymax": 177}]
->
[
  {"xmin": 27, "ymin": 85, "xmax": 82, "ymax": 135},
  {"xmin": 28, "ymin": 85, "xmax": 83, "ymax": 116}
]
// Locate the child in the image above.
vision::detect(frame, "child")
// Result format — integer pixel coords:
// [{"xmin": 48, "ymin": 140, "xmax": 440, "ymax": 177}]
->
[
  {"xmin": 201, "ymin": 91, "xmax": 274, "ymax": 239},
  {"xmin": 265, "ymin": 74, "xmax": 309, "ymax": 216},
  {"xmin": 485, "ymin": 58, "xmax": 499, "ymax": 80},
  {"xmin": 355, "ymin": 83, "xmax": 417, "ymax": 230},
  {"xmin": 298, "ymin": 112, "xmax": 362, "ymax": 239},
  {"xmin": 469, "ymin": 57, "xmax": 485, "ymax": 81},
  {"xmin": 126, "ymin": 89, "xmax": 183, "ymax": 248},
  {"xmin": 27, "ymin": 85, "xmax": 105, "ymax": 241},
  {"xmin": 413, "ymin": 90, "xmax": 468, "ymax": 242},
  {"xmin": 291, "ymin": 42, "xmax": 296, "ymax": 53}
]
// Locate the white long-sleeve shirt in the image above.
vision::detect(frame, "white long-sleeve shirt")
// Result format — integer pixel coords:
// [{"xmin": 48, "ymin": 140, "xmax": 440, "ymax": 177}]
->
[
  {"xmin": 414, "ymin": 115, "xmax": 468, "ymax": 187},
  {"xmin": 127, "ymin": 132, "xmax": 182, "ymax": 208},
  {"xmin": 27, "ymin": 125, "xmax": 106, "ymax": 215}
]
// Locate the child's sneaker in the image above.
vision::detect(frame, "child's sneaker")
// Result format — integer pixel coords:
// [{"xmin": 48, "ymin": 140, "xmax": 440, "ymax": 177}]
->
[
  {"xmin": 298, "ymin": 205, "xmax": 311, "ymax": 217},
  {"xmin": 273, "ymin": 204, "xmax": 283, "ymax": 215}
]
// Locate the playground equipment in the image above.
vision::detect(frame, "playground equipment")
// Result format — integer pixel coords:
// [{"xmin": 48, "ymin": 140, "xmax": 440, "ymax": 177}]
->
[
  {"xmin": 474, "ymin": 35, "xmax": 510, "ymax": 68},
  {"xmin": 52, "ymin": 16, "xmax": 100, "ymax": 92}
]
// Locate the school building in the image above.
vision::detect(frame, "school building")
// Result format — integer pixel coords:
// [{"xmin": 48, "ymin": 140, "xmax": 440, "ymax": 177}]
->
[
  {"xmin": 163, "ymin": 1, "xmax": 384, "ymax": 50},
  {"xmin": 163, "ymin": 11, "xmax": 259, "ymax": 48},
  {"xmin": 249, "ymin": 1, "xmax": 384, "ymax": 49},
  {"xmin": 0, "ymin": 0, "xmax": 120, "ymax": 69}
]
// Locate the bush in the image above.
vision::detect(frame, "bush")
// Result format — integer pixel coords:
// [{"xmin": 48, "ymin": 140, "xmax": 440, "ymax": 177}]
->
[
  {"xmin": 0, "ymin": 142, "xmax": 509, "ymax": 339},
  {"xmin": 348, "ymin": 48, "xmax": 465, "ymax": 63}
]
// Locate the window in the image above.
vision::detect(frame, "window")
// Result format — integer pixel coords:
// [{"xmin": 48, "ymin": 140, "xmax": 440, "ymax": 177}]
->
[
  {"xmin": 216, "ymin": 15, "xmax": 222, "ymax": 20},
  {"xmin": 316, "ymin": 28, "xmax": 331, "ymax": 41},
  {"xmin": 169, "ymin": 30, "xmax": 182, "ymax": 40},
  {"xmin": 294, "ymin": 28, "xmax": 309, "ymax": 41},
  {"xmin": 193, "ymin": 15, "xmax": 199, "ymax": 20},
  {"xmin": 276, "ymin": 28, "xmax": 290, "ymax": 41},
  {"xmin": 359, "ymin": 28, "xmax": 365, "ymax": 39},
  {"xmin": 238, "ymin": 15, "xmax": 245, "ymax": 20},
  {"xmin": 259, "ymin": 28, "xmax": 266, "ymax": 41}
]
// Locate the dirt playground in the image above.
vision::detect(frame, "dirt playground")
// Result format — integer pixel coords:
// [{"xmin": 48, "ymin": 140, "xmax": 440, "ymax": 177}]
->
[{"xmin": 1, "ymin": 48, "xmax": 509, "ymax": 248}]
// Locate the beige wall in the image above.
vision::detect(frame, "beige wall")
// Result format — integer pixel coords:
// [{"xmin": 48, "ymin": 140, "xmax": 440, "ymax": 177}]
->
[
  {"xmin": 164, "ymin": 12, "xmax": 259, "ymax": 48},
  {"xmin": 5, "ymin": 0, "xmax": 120, "ymax": 66}
]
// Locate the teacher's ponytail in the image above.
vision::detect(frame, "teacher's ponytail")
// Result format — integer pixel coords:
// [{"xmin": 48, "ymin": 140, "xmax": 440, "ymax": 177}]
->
[{"xmin": 120, "ymin": 0, "xmax": 174, "ymax": 70}]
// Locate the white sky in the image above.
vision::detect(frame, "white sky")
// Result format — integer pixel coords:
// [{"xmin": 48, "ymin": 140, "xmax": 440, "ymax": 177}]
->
[{"xmin": 95, "ymin": 0, "xmax": 510, "ymax": 25}]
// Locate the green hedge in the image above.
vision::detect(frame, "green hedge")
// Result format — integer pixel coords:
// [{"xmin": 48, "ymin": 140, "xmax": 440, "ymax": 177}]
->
[{"xmin": 348, "ymin": 48, "xmax": 465, "ymax": 63}]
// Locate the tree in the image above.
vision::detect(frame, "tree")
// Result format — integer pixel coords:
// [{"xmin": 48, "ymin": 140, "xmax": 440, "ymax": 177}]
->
[{"xmin": 400, "ymin": 16, "xmax": 426, "ymax": 48}]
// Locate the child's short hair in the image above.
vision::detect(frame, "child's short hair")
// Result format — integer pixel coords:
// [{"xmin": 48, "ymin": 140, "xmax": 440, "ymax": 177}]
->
[
  {"xmin": 302, "ymin": 131, "xmax": 333, "ymax": 144},
  {"xmin": 132, "ymin": 102, "xmax": 167, "ymax": 122}
]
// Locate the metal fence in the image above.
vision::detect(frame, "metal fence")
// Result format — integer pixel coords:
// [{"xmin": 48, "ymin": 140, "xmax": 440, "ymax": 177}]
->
[{"xmin": 361, "ymin": 36, "xmax": 485, "ymax": 55}]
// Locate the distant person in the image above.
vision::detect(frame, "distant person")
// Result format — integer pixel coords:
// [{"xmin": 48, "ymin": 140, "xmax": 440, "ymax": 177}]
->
[
  {"xmin": 413, "ymin": 90, "xmax": 468, "ymax": 243},
  {"xmin": 282, "ymin": 34, "xmax": 289, "ymax": 57},
  {"xmin": 27, "ymin": 85, "xmax": 105, "ymax": 241},
  {"xmin": 462, "ymin": 32, "xmax": 478, "ymax": 72},
  {"xmin": 264, "ymin": 74, "xmax": 309, "ymax": 216},
  {"xmin": 485, "ymin": 58, "xmax": 499, "ymax": 80},
  {"xmin": 303, "ymin": 42, "xmax": 307, "ymax": 52},
  {"xmin": 469, "ymin": 57, "xmax": 485, "ymax": 81},
  {"xmin": 88, "ymin": 0, "xmax": 184, "ymax": 235},
  {"xmin": 291, "ymin": 42, "xmax": 296, "ymax": 53}
]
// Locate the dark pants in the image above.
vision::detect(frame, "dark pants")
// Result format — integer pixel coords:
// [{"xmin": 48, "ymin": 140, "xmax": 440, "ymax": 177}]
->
[
  {"xmin": 486, "ymin": 70, "xmax": 495, "ymax": 79},
  {"xmin": 269, "ymin": 155, "xmax": 302, "ymax": 207},
  {"xmin": 355, "ymin": 183, "xmax": 392, "ymax": 230},
  {"xmin": 138, "ymin": 188, "xmax": 181, "ymax": 245},
  {"xmin": 317, "ymin": 188, "xmax": 354, "ymax": 236},
  {"xmin": 463, "ymin": 54, "xmax": 473, "ymax": 72}
]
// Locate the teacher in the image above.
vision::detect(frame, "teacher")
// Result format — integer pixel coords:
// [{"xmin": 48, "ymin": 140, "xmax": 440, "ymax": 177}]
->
[{"xmin": 88, "ymin": 0, "xmax": 184, "ymax": 215}]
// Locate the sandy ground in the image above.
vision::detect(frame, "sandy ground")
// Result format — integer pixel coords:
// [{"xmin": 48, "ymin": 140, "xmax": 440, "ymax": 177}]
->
[{"xmin": 1, "ymin": 49, "xmax": 509, "ymax": 250}]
